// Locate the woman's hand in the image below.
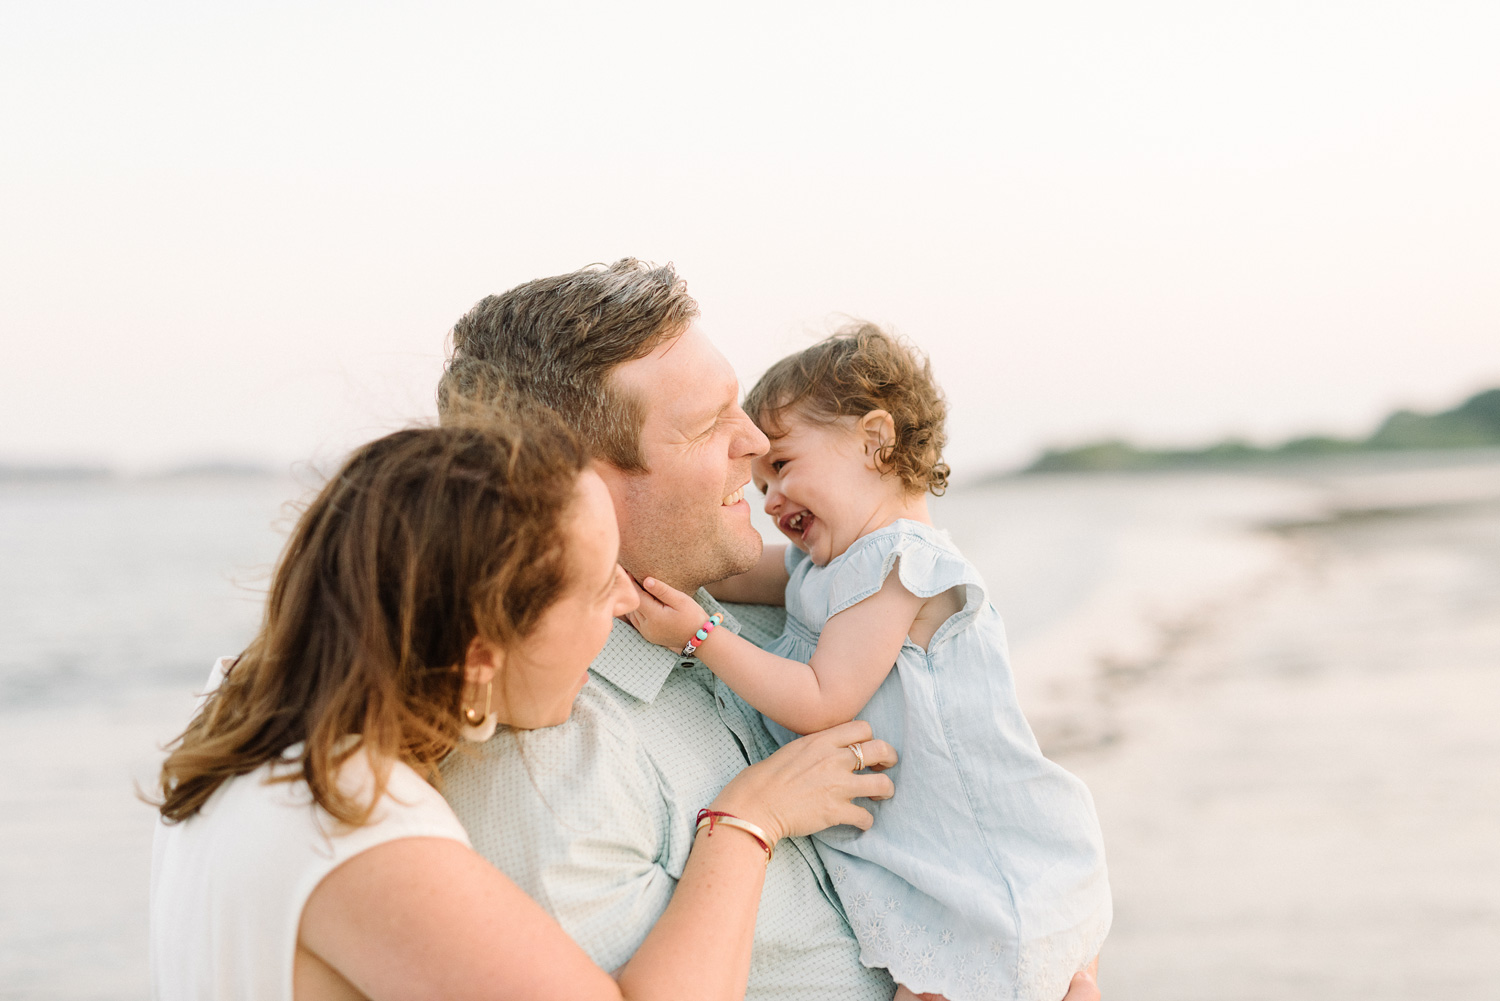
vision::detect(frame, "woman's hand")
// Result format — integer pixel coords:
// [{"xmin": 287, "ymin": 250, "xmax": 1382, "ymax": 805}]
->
[
  {"xmin": 709, "ymin": 720, "xmax": 896, "ymax": 844},
  {"xmin": 624, "ymin": 576, "xmax": 709, "ymax": 651}
]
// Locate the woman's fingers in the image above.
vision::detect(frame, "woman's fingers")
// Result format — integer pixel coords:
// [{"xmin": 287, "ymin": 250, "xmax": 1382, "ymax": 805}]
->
[
  {"xmin": 716, "ymin": 720, "xmax": 902, "ymax": 841},
  {"xmin": 837, "ymin": 803, "xmax": 875, "ymax": 831},
  {"xmin": 819, "ymin": 719, "xmax": 875, "ymax": 747},
  {"xmin": 853, "ymin": 773, "xmax": 896, "ymax": 801},
  {"xmin": 850, "ymin": 738, "xmax": 896, "ymax": 772}
]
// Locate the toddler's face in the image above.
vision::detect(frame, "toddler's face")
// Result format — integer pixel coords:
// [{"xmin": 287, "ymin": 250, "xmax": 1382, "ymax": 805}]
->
[{"xmin": 751, "ymin": 411, "xmax": 897, "ymax": 566}]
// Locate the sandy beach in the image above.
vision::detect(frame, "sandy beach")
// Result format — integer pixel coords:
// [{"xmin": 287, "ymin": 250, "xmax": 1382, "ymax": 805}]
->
[{"xmin": 1055, "ymin": 486, "xmax": 1500, "ymax": 999}]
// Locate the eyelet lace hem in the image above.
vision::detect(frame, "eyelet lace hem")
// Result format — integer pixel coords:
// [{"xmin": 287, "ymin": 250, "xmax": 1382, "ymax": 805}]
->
[{"xmin": 835, "ymin": 869, "xmax": 1111, "ymax": 1000}]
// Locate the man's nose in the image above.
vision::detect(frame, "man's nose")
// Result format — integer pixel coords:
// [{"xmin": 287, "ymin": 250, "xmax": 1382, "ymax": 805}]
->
[{"xmin": 733, "ymin": 410, "xmax": 769, "ymax": 458}]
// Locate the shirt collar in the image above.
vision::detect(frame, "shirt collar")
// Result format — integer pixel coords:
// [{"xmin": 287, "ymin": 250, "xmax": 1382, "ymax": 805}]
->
[{"xmin": 590, "ymin": 589, "xmax": 742, "ymax": 704}]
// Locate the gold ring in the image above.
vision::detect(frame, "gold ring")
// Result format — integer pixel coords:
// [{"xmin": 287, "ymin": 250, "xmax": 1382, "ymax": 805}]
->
[{"xmin": 847, "ymin": 742, "xmax": 866, "ymax": 770}]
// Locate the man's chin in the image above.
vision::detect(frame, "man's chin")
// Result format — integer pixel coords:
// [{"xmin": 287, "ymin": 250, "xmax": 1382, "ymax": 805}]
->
[
  {"xmin": 633, "ymin": 509, "xmax": 763, "ymax": 593},
  {"xmin": 712, "ymin": 521, "xmax": 764, "ymax": 582}
]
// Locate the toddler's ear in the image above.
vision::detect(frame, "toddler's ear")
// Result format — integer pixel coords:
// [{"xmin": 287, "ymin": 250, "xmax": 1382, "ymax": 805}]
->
[{"xmin": 858, "ymin": 410, "xmax": 897, "ymax": 471}]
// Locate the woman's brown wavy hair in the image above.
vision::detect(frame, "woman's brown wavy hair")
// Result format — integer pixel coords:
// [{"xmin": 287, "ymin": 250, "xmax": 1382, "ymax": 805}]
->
[
  {"xmin": 156, "ymin": 407, "xmax": 587, "ymax": 827},
  {"xmin": 744, "ymin": 321, "xmax": 951, "ymax": 495}
]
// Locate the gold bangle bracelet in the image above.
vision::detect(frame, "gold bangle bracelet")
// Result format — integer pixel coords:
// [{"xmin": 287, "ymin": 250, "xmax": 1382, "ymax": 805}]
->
[{"xmin": 695, "ymin": 813, "xmax": 774, "ymax": 864}]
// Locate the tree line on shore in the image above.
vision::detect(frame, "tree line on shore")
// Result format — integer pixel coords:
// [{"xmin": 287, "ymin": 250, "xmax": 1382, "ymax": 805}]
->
[{"xmin": 1027, "ymin": 387, "xmax": 1500, "ymax": 473}]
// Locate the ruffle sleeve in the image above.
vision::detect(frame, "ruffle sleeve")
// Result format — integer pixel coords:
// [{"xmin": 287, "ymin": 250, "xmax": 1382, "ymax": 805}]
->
[{"xmin": 826, "ymin": 523, "xmax": 986, "ymax": 620}]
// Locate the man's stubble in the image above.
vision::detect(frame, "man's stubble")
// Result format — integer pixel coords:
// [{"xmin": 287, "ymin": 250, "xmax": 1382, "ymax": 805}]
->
[{"xmin": 610, "ymin": 470, "xmax": 762, "ymax": 596}]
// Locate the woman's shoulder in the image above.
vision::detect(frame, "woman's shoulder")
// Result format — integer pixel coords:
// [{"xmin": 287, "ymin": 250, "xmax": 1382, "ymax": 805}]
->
[
  {"xmin": 168, "ymin": 746, "xmax": 469, "ymax": 870},
  {"xmin": 340, "ymin": 752, "xmax": 471, "ymax": 843},
  {"xmin": 151, "ymin": 747, "xmax": 471, "ymax": 1001}
]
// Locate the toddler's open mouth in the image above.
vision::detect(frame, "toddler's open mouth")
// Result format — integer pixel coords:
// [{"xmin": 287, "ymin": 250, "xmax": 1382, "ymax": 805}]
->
[{"xmin": 779, "ymin": 509, "xmax": 814, "ymax": 540}]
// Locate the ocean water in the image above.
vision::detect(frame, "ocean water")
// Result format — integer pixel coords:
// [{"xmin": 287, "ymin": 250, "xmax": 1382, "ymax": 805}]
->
[
  {"xmin": 2, "ymin": 455, "xmax": 1495, "ymax": 998},
  {"xmin": 0, "ymin": 475, "xmax": 303, "ymax": 1000}
]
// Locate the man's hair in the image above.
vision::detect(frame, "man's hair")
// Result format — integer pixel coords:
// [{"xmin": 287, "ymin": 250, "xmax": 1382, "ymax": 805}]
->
[
  {"xmin": 438, "ymin": 258, "xmax": 699, "ymax": 472},
  {"xmin": 743, "ymin": 321, "xmax": 951, "ymax": 496}
]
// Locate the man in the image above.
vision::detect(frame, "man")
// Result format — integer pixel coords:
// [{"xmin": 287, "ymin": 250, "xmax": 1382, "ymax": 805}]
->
[{"xmin": 437, "ymin": 259, "xmax": 1100, "ymax": 1000}]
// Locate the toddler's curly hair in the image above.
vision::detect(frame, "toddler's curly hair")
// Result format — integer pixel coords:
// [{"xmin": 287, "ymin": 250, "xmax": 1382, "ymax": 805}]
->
[{"xmin": 743, "ymin": 321, "xmax": 950, "ymax": 496}]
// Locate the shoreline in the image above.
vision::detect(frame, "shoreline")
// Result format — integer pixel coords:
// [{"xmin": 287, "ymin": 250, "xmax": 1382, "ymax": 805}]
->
[
  {"xmin": 992, "ymin": 454, "xmax": 1500, "ymax": 758},
  {"xmin": 1054, "ymin": 494, "xmax": 1500, "ymax": 999}
]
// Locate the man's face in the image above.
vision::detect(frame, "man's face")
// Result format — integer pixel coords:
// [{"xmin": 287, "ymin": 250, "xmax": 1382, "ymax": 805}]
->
[{"xmin": 597, "ymin": 321, "xmax": 769, "ymax": 593}]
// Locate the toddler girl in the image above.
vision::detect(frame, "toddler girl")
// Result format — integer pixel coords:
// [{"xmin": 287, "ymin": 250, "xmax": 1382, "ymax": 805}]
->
[{"xmin": 629, "ymin": 324, "xmax": 1111, "ymax": 1001}]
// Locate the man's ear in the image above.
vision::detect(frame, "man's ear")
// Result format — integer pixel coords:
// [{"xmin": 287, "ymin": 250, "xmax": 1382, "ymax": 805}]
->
[
  {"xmin": 463, "ymin": 635, "xmax": 504, "ymax": 688},
  {"xmin": 858, "ymin": 410, "xmax": 897, "ymax": 472}
]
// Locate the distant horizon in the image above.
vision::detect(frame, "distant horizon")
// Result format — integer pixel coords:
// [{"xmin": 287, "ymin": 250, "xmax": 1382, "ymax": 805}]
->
[{"xmin": 8, "ymin": 379, "xmax": 1498, "ymax": 484}]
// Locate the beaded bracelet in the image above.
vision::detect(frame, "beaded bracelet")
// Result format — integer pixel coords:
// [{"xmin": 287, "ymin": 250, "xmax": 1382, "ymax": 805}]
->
[
  {"xmin": 680, "ymin": 613, "xmax": 724, "ymax": 657},
  {"xmin": 695, "ymin": 808, "xmax": 774, "ymax": 864}
]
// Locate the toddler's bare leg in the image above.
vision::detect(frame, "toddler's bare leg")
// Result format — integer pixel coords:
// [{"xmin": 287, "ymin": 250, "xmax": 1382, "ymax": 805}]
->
[{"xmin": 892, "ymin": 987, "xmax": 948, "ymax": 1001}]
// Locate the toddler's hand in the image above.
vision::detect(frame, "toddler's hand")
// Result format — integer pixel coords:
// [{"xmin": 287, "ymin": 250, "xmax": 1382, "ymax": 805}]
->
[{"xmin": 625, "ymin": 577, "xmax": 711, "ymax": 652}]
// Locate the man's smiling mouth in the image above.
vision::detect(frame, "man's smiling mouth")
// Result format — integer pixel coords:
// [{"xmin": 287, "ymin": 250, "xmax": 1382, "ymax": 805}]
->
[{"xmin": 722, "ymin": 487, "xmax": 744, "ymax": 506}]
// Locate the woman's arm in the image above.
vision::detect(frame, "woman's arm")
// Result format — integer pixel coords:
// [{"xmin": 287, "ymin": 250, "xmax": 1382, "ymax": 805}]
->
[
  {"xmin": 631, "ymin": 571, "xmax": 923, "ymax": 735},
  {"xmin": 299, "ymin": 836, "xmax": 622, "ymax": 1001},
  {"xmin": 297, "ymin": 723, "xmax": 898, "ymax": 1001},
  {"xmin": 703, "ymin": 544, "xmax": 791, "ymax": 606}
]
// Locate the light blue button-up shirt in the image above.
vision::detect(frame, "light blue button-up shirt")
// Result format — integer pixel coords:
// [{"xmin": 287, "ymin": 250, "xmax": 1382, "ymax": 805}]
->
[{"xmin": 441, "ymin": 595, "xmax": 895, "ymax": 1001}]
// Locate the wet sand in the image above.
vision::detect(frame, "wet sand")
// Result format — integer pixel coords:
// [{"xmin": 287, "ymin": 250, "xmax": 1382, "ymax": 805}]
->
[{"xmin": 1057, "ymin": 498, "xmax": 1500, "ymax": 1000}]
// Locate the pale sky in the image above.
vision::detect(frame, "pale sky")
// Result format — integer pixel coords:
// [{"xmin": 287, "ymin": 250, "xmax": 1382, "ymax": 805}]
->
[{"xmin": 3, "ymin": 1, "xmax": 1498, "ymax": 476}]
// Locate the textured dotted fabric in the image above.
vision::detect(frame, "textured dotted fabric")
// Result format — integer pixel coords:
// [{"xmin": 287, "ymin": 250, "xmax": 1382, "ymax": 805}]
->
[{"xmin": 441, "ymin": 593, "xmax": 896, "ymax": 1001}]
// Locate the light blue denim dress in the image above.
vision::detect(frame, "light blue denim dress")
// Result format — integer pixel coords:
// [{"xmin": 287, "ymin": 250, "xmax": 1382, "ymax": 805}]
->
[{"xmin": 761, "ymin": 520, "xmax": 1112, "ymax": 1000}]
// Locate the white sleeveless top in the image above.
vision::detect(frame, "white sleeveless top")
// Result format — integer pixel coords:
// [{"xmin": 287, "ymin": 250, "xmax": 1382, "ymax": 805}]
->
[{"xmin": 149, "ymin": 659, "xmax": 472, "ymax": 1001}]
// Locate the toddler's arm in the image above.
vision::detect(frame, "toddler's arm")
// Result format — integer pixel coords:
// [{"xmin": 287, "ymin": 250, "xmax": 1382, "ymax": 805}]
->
[
  {"xmin": 629, "ymin": 571, "xmax": 923, "ymax": 735},
  {"xmin": 705, "ymin": 544, "xmax": 791, "ymax": 606}
]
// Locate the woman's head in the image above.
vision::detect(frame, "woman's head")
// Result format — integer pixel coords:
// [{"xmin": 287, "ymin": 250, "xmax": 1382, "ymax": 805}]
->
[
  {"xmin": 742, "ymin": 322, "xmax": 950, "ymax": 497},
  {"xmin": 157, "ymin": 407, "xmax": 635, "ymax": 826}
]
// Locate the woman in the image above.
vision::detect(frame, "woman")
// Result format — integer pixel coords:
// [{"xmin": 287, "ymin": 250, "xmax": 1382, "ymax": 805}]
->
[{"xmin": 150, "ymin": 408, "xmax": 894, "ymax": 1000}]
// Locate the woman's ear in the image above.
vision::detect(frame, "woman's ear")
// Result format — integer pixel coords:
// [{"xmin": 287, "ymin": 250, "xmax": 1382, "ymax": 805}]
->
[
  {"xmin": 858, "ymin": 410, "xmax": 897, "ymax": 471},
  {"xmin": 463, "ymin": 635, "xmax": 504, "ymax": 688}
]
